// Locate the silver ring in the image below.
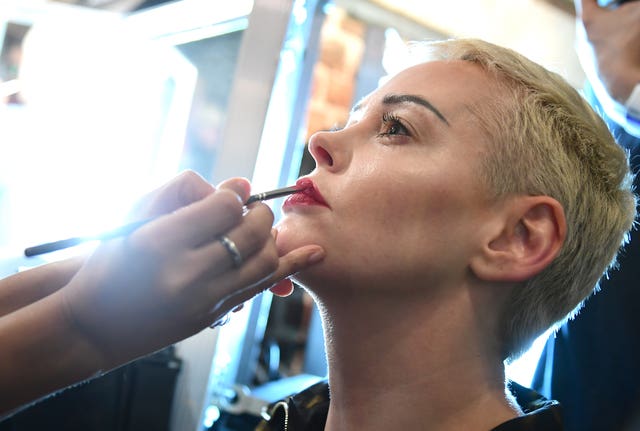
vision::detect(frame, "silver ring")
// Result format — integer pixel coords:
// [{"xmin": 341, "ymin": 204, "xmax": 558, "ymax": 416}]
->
[{"xmin": 219, "ymin": 235, "xmax": 243, "ymax": 267}]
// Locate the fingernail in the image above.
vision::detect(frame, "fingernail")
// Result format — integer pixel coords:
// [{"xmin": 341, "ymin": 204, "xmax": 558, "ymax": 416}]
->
[
  {"xmin": 308, "ymin": 248, "xmax": 326, "ymax": 264},
  {"xmin": 270, "ymin": 278, "xmax": 294, "ymax": 296}
]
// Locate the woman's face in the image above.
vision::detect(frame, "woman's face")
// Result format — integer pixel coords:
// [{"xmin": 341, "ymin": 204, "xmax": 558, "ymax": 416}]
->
[{"xmin": 276, "ymin": 60, "xmax": 501, "ymax": 291}]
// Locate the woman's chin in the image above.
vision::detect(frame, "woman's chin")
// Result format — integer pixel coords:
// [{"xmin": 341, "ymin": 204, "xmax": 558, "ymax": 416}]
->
[{"xmin": 275, "ymin": 219, "xmax": 338, "ymax": 288}]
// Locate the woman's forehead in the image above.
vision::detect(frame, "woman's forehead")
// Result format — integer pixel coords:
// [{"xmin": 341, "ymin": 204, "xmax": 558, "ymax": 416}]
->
[
  {"xmin": 354, "ymin": 60, "xmax": 495, "ymax": 127},
  {"xmin": 361, "ymin": 61, "xmax": 491, "ymax": 108}
]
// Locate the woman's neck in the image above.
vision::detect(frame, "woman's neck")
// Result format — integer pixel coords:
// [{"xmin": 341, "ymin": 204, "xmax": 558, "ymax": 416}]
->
[{"xmin": 313, "ymin": 285, "xmax": 521, "ymax": 431}]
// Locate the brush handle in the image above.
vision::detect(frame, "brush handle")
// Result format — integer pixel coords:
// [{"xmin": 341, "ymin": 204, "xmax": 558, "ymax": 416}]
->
[
  {"xmin": 24, "ymin": 218, "xmax": 151, "ymax": 257},
  {"xmin": 24, "ymin": 186, "xmax": 299, "ymax": 257},
  {"xmin": 244, "ymin": 185, "xmax": 299, "ymax": 205}
]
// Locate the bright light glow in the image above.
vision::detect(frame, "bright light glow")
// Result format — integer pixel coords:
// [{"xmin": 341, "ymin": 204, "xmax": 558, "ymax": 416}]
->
[
  {"xmin": 203, "ymin": 405, "xmax": 221, "ymax": 428},
  {"xmin": 0, "ymin": 11, "xmax": 196, "ymax": 251},
  {"xmin": 252, "ymin": 0, "xmax": 309, "ymax": 193},
  {"xmin": 126, "ymin": 0, "xmax": 253, "ymax": 45},
  {"xmin": 505, "ymin": 329, "xmax": 553, "ymax": 387},
  {"xmin": 292, "ymin": 0, "xmax": 308, "ymax": 25},
  {"xmin": 371, "ymin": 0, "xmax": 584, "ymax": 88},
  {"xmin": 0, "ymin": 79, "xmax": 20, "ymax": 98},
  {"xmin": 381, "ymin": 27, "xmax": 409, "ymax": 81}
]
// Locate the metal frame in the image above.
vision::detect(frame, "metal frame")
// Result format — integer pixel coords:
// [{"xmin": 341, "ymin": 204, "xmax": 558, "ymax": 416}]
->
[{"xmin": 168, "ymin": 1, "xmax": 298, "ymax": 429}]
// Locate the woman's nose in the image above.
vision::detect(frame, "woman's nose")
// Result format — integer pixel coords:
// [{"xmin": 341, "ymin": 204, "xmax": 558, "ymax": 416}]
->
[{"xmin": 307, "ymin": 129, "xmax": 348, "ymax": 172}]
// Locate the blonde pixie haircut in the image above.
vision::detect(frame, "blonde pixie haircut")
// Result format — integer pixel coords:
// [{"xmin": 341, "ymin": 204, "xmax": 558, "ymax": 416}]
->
[{"xmin": 407, "ymin": 39, "xmax": 636, "ymax": 361}]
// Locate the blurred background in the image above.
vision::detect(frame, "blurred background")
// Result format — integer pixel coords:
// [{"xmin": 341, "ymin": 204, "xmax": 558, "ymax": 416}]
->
[{"xmin": 0, "ymin": 0, "xmax": 580, "ymax": 430}]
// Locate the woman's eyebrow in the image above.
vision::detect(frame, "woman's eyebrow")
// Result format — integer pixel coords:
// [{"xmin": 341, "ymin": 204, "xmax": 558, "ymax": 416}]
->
[{"xmin": 382, "ymin": 93, "xmax": 450, "ymax": 126}]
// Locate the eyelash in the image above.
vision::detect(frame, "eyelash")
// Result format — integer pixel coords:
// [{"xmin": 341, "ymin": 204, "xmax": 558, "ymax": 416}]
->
[{"xmin": 378, "ymin": 112, "xmax": 410, "ymax": 139}]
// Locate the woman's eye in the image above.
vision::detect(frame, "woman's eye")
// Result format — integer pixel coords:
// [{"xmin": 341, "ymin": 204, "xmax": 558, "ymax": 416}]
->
[{"xmin": 378, "ymin": 112, "xmax": 409, "ymax": 138}]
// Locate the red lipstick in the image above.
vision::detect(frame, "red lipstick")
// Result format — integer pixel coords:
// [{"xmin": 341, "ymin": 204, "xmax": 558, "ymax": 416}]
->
[{"xmin": 283, "ymin": 178, "xmax": 329, "ymax": 210}]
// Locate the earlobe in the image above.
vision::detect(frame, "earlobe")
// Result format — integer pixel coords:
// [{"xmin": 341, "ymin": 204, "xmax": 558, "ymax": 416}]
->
[{"xmin": 470, "ymin": 196, "xmax": 566, "ymax": 283}]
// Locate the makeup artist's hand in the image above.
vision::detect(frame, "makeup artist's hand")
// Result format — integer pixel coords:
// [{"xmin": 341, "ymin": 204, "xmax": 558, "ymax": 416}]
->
[
  {"xmin": 575, "ymin": 0, "xmax": 640, "ymax": 104},
  {"xmin": 59, "ymin": 171, "xmax": 324, "ymax": 369}
]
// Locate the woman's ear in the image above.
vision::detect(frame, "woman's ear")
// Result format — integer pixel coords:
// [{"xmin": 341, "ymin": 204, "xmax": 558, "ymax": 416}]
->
[{"xmin": 470, "ymin": 196, "xmax": 567, "ymax": 282}]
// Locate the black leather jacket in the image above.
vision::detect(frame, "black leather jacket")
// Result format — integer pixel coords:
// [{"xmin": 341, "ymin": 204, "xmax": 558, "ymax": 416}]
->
[{"xmin": 256, "ymin": 380, "xmax": 563, "ymax": 431}]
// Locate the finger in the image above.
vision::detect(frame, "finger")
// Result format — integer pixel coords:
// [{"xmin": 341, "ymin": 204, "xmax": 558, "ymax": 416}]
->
[
  {"xmin": 206, "ymin": 243, "xmax": 281, "ymax": 314},
  {"xmin": 217, "ymin": 177, "xmax": 251, "ymax": 204},
  {"xmin": 175, "ymin": 171, "xmax": 217, "ymax": 206},
  {"xmin": 258, "ymin": 244, "xmax": 326, "ymax": 290},
  {"xmin": 205, "ymin": 244, "xmax": 325, "ymax": 323},
  {"xmin": 130, "ymin": 188, "xmax": 245, "ymax": 251},
  {"xmin": 190, "ymin": 203, "xmax": 276, "ymax": 276},
  {"xmin": 221, "ymin": 203, "xmax": 274, "ymax": 262},
  {"xmin": 128, "ymin": 171, "xmax": 215, "ymax": 220}
]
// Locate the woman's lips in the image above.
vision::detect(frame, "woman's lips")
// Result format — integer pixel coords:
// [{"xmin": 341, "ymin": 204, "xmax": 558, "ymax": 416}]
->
[{"xmin": 283, "ymin": 178, "xmax": 330, "ymax": 210}]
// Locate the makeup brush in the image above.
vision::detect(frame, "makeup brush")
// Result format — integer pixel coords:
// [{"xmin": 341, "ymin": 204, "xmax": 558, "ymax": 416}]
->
[
  {"xmin": 244, "ymin": 185, "xmax": 299, "ymax": 204},
  {"xmin": 24, "ymin": 185, "xmax": 300, "ymax": 257}
]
